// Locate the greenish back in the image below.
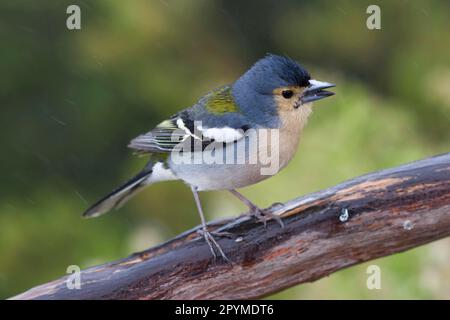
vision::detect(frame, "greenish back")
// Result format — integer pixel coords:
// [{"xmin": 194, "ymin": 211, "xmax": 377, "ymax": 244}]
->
[{"xmin": 205, "ymin": 86, "xmax": 239, "ymax": 114}]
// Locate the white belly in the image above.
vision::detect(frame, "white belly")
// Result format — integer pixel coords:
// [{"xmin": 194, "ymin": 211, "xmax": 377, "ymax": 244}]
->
[
  {"xmin": 168, "ymin": 126, "xmax": 302, "ymax": 191},
  {"xmin": 169, "ymin": 162, "xmax": 270, "ymax": 191}
]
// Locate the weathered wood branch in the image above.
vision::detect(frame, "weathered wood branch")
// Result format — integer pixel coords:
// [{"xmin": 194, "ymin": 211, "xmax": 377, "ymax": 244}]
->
[{"xmin": 12, "ymin": 153, "xmax": 450, "ymax": 300}]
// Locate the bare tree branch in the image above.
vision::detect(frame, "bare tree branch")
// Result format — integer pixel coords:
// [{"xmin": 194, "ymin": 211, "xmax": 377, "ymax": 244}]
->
[{"xmin": 11, "ymin": 153, "xmax": 450, "ymax": 300}]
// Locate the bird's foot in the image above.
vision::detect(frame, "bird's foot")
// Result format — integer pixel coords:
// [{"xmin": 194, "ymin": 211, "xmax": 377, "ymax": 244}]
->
[
  {"xmin": 197, "ymin": 228, "xmax": 232, "ymax": 263},
  {"xmin": 248, "ymin": 204, "xmax": 285, "ymax": 229}
]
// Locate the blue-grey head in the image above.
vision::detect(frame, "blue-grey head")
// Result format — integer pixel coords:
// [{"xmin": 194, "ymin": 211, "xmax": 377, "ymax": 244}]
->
[{"xmin": 232, "ymin": 54, "xmax": 335, "ymax": 126}]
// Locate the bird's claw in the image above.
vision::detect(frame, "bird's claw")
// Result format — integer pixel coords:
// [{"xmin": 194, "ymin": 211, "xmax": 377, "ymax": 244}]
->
[
  {"xmin": 197, "ymin": 228, "xmax": 232, "ymax": 263},
  {"xmin": 249, "ymin": 206, "xmax": 285, "ymax": 229}
]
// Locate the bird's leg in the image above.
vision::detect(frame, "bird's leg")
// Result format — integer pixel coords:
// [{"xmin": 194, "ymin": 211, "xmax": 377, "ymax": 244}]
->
[
  {"xmin": 229, "ymin": 189, "xmax": 285, "ymax": 228},
  {"xmin": 190, "ymin": 185, "xmax": 231, "ymax": 262}
]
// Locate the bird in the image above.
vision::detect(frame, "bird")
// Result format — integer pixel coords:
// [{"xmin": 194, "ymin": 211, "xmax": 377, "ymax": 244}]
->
[{"xmin": 83, "ymin": 54, "xmax": 335, "ymax": 261}]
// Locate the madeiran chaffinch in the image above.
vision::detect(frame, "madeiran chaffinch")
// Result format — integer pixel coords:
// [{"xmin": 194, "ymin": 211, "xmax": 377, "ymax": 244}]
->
[{"xmin": 83, "ymin": 54, "xmax": 335, "ymax": 261}]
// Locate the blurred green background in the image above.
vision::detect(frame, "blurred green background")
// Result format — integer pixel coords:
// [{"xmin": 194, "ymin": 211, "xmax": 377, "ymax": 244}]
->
[{"xmin": 0, "ymin": 0, "xmax": 449, "ymax": 299}]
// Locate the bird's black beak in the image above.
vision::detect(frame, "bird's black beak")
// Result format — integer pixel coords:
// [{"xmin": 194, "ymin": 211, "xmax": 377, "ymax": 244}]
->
[{"xmin": 301, "ymin": 80, "xmax": 336, "ymax": 104}]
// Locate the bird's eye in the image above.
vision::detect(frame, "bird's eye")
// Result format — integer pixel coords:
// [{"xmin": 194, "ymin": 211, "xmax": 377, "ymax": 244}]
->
[{"xmin": 281, "ymin": 90, "xmax": 294, "ymax": 99}]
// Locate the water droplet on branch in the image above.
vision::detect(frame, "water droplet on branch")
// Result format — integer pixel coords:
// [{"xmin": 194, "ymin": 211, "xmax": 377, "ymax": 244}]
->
[
  {"xmin": 403, "ymin": 220, "xmax": 413, "ymax": 230},
  {"xmin": 339, "ymin": 208, "xmax": 349, "ymax": 222}
]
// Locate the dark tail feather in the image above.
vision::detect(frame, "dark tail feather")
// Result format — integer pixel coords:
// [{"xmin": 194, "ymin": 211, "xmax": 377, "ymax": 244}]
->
[{"xmin": 83, "ymin": 165, "xmax": 153, "ymax": 218}]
